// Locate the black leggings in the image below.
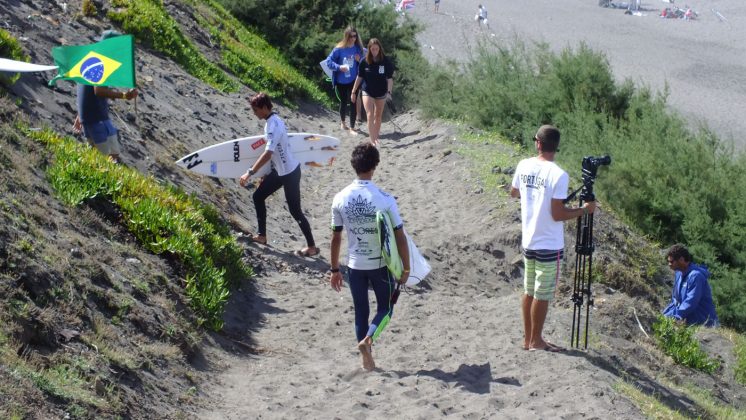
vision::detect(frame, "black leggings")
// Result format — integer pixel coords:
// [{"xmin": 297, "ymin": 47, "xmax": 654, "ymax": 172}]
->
[
  {"xmin": 336, "ymin": 83, "xmax": 357, "ymax": 128},
  {"xmin": 252, "ymin": 165, "xmax": 315, "ymax": 247}
]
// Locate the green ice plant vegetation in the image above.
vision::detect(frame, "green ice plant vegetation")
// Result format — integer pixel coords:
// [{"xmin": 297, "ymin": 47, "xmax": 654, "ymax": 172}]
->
[
  {"xmin": 186, "ymin": 0, "xmax": 330, "ymax": 106},
  {"xmin": 652, "ymin": 315, "xmax": 719, "ymax": 373},
  {"xmin": 419, "ymin": 38, "xmax": 746, "ymax": 332},
  {"xmin": 108, "ymin": 0, "xmax": 239, "ymax": 92},
  {"xmin": 0, "ymin": 29, "xmax": 29, "ymax": 86},
  {"xmin": 21, "ymin": 125, "xmax": 252, "ymax": 330}
]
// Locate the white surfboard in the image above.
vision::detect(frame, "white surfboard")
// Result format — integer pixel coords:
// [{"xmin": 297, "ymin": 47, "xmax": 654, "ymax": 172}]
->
[
  {"xmin": 175, "ymin": 133, "xmax": 340, "ymax": 179},
  {"xmin": 376, "ymin": 210, "xmax": 431, "ymax": 287},
  {"xmin": 0, "ymin": 58, "xmax": 58, "ymax": 73}
]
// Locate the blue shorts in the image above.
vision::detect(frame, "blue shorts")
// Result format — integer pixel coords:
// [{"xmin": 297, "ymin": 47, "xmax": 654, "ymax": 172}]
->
[{"xmin": 83, "ymin": 119, "xmax": 118, "ymax": 144}]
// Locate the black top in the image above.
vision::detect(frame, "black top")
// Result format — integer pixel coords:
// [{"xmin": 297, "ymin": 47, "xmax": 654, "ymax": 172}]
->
[{"xmin": 359, "ymin": 57, "xmax": 394, "ymax": 98}]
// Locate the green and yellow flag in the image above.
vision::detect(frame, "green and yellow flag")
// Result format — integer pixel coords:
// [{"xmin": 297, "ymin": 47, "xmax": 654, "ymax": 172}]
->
[{"xmin": 49, "ymin": 35, "xmax": 135, "ymax": 88}]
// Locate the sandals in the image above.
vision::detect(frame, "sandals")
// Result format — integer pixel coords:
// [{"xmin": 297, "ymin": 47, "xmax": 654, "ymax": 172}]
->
[{"xmin": 294, "ymin": 246, "xmax": 320, "ymax": 257}]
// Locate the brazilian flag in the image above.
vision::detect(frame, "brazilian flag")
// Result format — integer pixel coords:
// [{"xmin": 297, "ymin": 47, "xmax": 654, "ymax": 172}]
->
[{"xmin": 49, "ymin": 35, "xmax": 135, "ymax": 88}]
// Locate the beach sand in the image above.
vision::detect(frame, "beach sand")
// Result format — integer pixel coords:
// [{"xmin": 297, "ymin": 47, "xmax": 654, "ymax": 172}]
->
[{"xmin": 410, "ymin": 0, "xmax": 746, "ymax": 149}]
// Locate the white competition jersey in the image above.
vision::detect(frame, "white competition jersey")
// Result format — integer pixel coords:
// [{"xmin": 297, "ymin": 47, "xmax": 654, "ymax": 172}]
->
[
  {"xmin": 264, "ymin": 113, "xmax": 299, "ymax": 176},
  {"xmin": 332, "ymin": 180, "xmax": 403, "ymax": 270},
  {"xmin": 511, "ymin": 157, "xmax": 569, "ymax": 250}
]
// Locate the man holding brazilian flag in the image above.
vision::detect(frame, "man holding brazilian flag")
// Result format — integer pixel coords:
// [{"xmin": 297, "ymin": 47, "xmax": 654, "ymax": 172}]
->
[{"xmin": 50, "ymin": 30, "xmax": 138, "ymax": 163}]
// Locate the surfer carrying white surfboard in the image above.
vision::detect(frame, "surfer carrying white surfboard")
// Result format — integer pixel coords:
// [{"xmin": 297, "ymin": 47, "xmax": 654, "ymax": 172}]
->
[
  {"xmin": 239, "ymin": 93, "xmax": 319, "ymax": 257},
  {"xmin": 329, "ymin": 143, "xmax": 410, "ymax": 371}
]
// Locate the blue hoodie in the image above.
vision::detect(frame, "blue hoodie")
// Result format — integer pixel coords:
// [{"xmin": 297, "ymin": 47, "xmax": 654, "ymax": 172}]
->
[
  {"xmin": 325, "ymin": 45, "xmax": 364, "ymax": 87},
  {"xmin": 662, "ymin": 263, "xmax": 719, "ymax": 327}
]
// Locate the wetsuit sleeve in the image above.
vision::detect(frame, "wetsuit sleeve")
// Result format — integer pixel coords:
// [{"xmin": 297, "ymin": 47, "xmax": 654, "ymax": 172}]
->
[{"xmin": 670, "ymin": 271, "xmax": 705, "ymax": 320}]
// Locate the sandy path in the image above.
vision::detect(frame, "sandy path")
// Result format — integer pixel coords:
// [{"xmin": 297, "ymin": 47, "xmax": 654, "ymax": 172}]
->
[{"xmin": 197, "ymin": 111, "xmax": 642, "ymax": 418}]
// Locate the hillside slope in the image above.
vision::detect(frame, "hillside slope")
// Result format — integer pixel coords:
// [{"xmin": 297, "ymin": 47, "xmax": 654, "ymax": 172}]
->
[{"xmin": 1, "ymin": 0, "xmax": 745, "ymax": 419}]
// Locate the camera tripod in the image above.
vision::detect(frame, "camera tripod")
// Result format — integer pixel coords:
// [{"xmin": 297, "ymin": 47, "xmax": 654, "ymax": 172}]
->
[
  {"xmin": 566, "ymin": 185, "xmax": 595, "ymax": 349},
  {"xmin": 566, "ymin": 155, "xmax": 610, "ymax": 349}
]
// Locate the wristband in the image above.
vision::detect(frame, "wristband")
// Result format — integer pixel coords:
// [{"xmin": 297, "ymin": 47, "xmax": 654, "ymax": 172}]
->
[
  {"xmin": 402, "ymin": 269, "xmax": 410, "ymax": 273},
  {"xmin": 248, "ymin": 168, "xmax": 255, "ymax": 176},
  {"xmin": 330, "ymin": 268, "xmax": 340, "ymax": 273}
]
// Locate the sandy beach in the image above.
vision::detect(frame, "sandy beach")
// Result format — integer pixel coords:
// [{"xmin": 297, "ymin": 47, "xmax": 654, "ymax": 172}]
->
[{"xmin": 409, "ymin": 0, "xmax": 746, "ymax": 149}]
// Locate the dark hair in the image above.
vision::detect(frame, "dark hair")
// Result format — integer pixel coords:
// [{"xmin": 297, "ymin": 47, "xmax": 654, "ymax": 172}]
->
[
  {"xmin": 535, "ymin": 124, "xmax": 560, "ymax": 153},
  {"xmin": 350, "ymin": 142, "xmax": 380, "ymax": 174},
  {"xmin": 667, "ymin": 243, "xmax": 692, "ymax": 263},
  {"xmin": 249, "ymin": 92, "xmax": 272, "ymax": 110},
  {"xmin": 365, "ymin": 38, "xmax": 385, "ymax": 64}
]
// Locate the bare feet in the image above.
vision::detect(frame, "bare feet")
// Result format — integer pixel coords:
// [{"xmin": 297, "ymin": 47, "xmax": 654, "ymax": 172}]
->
[
  {"xmin": 341, "ymin": 122, "xmax": 349, "ymax": 131},
  {"xmin": 249, "ymin": 234, "xmax": 267, "ymax": 245},
  {"xmin": 357, "ymin": 337, "xmax": 375, "ymax": 371},
  {"xmin": 349, "ymin": 128, "xmax": 359, "ymax": 135}
]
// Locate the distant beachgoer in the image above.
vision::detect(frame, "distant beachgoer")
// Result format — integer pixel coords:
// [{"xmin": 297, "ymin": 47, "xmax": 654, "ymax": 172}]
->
[
  {"xmin": 325, "ymin": 27, "xmax": 365, "ymax": 135},
  {"xmin": 662, "ymin": 244, "xmax": 719, "ymax": 327},
  {"xmin": 330, "ymin": 143, "xmax": 410, "ymax": 371},
  {"xmin": 510, "ymin": 125, "xmax": 596, "ymax": 352},
  {"xmin": 72, "ymin": 30, "xmax": 138, "ymax": 163},
  {"xmin": 351, "ymin": 39, "xmax": 394, "ymax": 147},
  {"xmin": 434, "ymin": 0, "xmax": 441, "ymax": 13},
  {"xmin": 238, "ymin": 92, "xmax": 318, "ymax": 257},
  {"xmin": 476, "ymin": 4, "xmax": 489, "ymax": 28}
]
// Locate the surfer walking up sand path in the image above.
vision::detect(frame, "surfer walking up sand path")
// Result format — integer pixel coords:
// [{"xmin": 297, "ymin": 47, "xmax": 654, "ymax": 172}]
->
[
  {"xmin": 330, "ymin": 143, "xmax": 410, "ymax": 371},
  {"xmin": 510, "ymin": 125, "xmax": 596, "ymax": 352},
  {"xmin": 239, "ymin": 92, "xmax": 319, "ymax": 257}
]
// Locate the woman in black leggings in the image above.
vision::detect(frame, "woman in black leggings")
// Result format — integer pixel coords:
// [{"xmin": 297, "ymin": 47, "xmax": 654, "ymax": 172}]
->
[{"xmin": 239, "ymin": 93, "xmax": 318, "ymax": 256}]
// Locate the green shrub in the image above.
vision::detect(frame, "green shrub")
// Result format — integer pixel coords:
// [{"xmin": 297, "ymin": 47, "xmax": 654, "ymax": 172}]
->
[
  {"xmin": 652, "ymin": 315, "xmax": 719, "ymax": 373},
  {"xmin": 81, "ymin": 0, "xmax": 97, "ymax": 16},
  {"xmin": 108, "ymin": 0, "xmax": 239, "ymax": 92},
  {"xmin": 21, "ymin": 125, "xmax": 252, "ymax": 330},
  {"xmin": 0, "ymin": 29, "xmax": 29, "ymax": 86},
  {"xmin": 417, "ymin": 37, "xmax": 746, "ymax": 332},
  {"xmin": 217, "ymin": 0, "xmax": 428, "ymax": 108}
]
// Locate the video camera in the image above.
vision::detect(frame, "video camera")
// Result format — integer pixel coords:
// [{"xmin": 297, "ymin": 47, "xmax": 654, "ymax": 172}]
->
[{"xmin": 580, "ymin": 155, "xmax": 611, "ymax": 201}]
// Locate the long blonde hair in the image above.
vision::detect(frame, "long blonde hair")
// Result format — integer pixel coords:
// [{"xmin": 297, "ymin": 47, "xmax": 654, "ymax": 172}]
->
[{"xmin": 335, "ymin": 26, "xmax": 364, "ymax": 50}]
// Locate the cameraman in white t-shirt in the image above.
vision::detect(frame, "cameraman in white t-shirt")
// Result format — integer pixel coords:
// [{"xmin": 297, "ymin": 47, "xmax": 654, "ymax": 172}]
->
[{"xmin": 510, "ymin": 125, "xmax": 596, "ymax": 353}]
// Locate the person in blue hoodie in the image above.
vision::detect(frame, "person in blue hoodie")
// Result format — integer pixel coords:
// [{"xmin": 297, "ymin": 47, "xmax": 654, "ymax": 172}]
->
[
  {"xmin": 325, "ymin": 27, "xmax": 365, "ymax": 134},
  {"xmin": 663, "ymin": 244, "xmax": 719, "ymax": 327}
]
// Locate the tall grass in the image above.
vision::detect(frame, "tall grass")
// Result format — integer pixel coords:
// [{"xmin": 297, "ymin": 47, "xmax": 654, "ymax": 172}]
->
[
  {"xmin": 21, "ymin": 125, "xmax": 252, "ymax": 330},
  {"xmin": 418, "ymin": 38, "xmax": 746, "ymax": 332}
]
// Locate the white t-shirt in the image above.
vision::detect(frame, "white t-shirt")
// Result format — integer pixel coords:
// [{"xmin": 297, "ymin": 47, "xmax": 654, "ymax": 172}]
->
[
  {"xmin": 264, "ymin": 113, "xmax": 299, "ymax": 176},
  {"xmin": 511, "ymin": 157, "xmax": 569, "ymax": 250},
  {"xmin": 331, "ymin": 180, "xmax": 403, "ymax": 270}
]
